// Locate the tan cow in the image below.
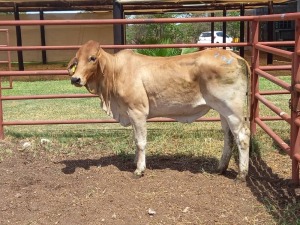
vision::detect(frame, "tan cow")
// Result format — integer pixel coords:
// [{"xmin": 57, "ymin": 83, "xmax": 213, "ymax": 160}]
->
[{"xmin": 68, "ymin": 40, "xmax": 250, "ymax": 181}]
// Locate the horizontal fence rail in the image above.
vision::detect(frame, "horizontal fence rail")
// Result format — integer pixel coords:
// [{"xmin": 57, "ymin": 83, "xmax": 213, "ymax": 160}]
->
[
  {"xmin": 0, "ymin": 12, "xmax": 299, "ymax": 185},
  {"xmin": 0, "ymin": 43, "xmax": 251, "ymax": 51}
]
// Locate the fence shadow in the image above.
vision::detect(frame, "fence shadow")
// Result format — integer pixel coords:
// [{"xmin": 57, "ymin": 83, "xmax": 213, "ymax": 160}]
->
[{"xmin": 246, "ymin": 155, "xmax": 300, "ymax": 224}]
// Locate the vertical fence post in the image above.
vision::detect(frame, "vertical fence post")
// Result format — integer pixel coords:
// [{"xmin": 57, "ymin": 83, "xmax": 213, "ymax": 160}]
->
[
  {"xmin": 250, "ymin": 20, "xmax": 259, "ymax": 135},
  {"xmin": 239, "ymin": 4, "xmax": 245, "ymax": 57},
  {"xmin": 40, "ymin": 9, "xmax": 47, "ymax": 64},
  {"xmin": 210, "ymin": 12, "xmax": 214, "ymax": 44},
  {"xmin": 113, "ymin": 0, "xmax": 124, "ymax": 53},
  {"xmin": 14, "ymin": 4, "xmax": 24, "ymax": 71},
  {"xmin": 267, "ymin": 0, "xmax": 274, "ymax": 65},
  {"xmin": 291, "ymin": 18, "xmax": 300, "ymax": 185},
  {"xmin": 0, "ymin": 77, "xmax": 4, "ymax": 140},
  {"xmin": 5, "ymin": 29, "xmax": 12, "ymax": 88},
  {"xmin": 222, "ymin": 9, "xmax": 227, "ymax": 50}
]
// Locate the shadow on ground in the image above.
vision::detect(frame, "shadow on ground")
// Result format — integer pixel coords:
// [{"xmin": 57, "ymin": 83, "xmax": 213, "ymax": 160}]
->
[
  {"xmin": 58, "ymin": 152, "xmax": 300, "ymax": 224},
  {"xmin": 58, "ymin": 154, "xmax": 225, "ymax": 176},
  {"xmin": 246, "ymin": 155, "xmax": 300, "ymax": 224}
]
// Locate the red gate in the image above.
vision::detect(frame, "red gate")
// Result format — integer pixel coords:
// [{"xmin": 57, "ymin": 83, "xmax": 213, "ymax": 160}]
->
[
  {"xmin": 0, "ymin": 29, "xmax": 12, "ymax": 89},
  {"xmin": 0, "ymin": 13, "xmax": 299, "ymax": 185},
  {"xmin": 250, "ymin": 14, "xmax": 300, "ymax": 185}
]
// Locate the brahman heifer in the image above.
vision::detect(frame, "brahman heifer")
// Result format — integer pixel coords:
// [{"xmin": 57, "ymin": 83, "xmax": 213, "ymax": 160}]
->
[{"xmin": 67, "ymin": 40, "xmax": 250, "ymax": 181}]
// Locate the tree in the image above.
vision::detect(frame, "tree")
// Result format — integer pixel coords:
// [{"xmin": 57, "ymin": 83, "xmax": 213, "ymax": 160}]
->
[{"xmin": 126, "ymin": 12, "xmax": 241, "ymax": 45}]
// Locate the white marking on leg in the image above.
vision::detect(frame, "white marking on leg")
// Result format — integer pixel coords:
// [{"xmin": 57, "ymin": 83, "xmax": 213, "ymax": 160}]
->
[
  {"xmin": 227, "ymin": 115, "xmax": 250, "ymax": 180},
  {"xmin": 218, "ymin": 115, "xmax": 234, "ymax": 174},
  {"xmin": 129, "ymin": 110, "xmax": 147, "ymax": 177}
]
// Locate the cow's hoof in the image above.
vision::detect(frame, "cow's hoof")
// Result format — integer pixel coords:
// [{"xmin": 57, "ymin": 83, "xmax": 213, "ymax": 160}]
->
[
  {"xmin": 235, "ymin": 172, "xmax": 247, "ymax": 182},
  {"xmin": 133, "ymin": 169, "xmax": 144, "ymax": 178}
]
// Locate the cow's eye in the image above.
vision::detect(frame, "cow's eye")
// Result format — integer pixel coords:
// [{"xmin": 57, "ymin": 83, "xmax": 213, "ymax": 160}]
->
[{"xmin": 88, "ymin": 56, "xmax": 97, "ymax": 62}]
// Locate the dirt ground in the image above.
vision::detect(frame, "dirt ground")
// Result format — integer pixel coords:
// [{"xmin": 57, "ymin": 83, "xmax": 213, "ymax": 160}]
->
[{"xmin": 0, "ymin": 139, "xmax": 299, "ymax": 225}]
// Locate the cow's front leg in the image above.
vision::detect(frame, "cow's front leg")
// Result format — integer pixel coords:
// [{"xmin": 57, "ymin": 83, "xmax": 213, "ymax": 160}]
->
[{"xmin": 129, "ymin": 110, "xmax": 147, "ymax": 177}]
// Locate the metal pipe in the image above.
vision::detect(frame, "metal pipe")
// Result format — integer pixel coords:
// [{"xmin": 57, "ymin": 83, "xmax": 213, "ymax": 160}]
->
[
  {"xmin": 260, "ymin": 116, "xmax": 284, "ymax": 121},
  {"xmin": 259, "ymin": 65, "xmax": 292, "ymax": 71},
  {"xmin": 210, "ymin": 12, "xmax": 214, "ymax": 44},
  {"xmin": 255, "ymin": 117, "xmax": 291, "ymax": 155},
  {"xmin": 259, "ymin": 90, "xmax": 290, "ymax": 95},
  {"xmin": 295, "ymin": 118, "xmax": 300, "ymax": 127},
  {"xmin": 239, "ymin": 4, "xmax": 245, "ymax": 57},
  {"xmin": 254, "ymin": 12, "xmax": 300, "ymax": 22},
  {"xmin": 267, "ymin": 0, "xmax": 274, "ymax": 65},
  {"xmin": 222, "ymin": 9, "xmax": 226, "ymax": 50},
  {"xmin": 255, "ymin": 43, "xmax": 293, "ymax": 59},
  {"xmin": 0, "ymin": 78, "xmax": 3, "ymax": 139},
  {"xmin": 0, "ymin": 70, "xmax": 67, "ymax": 76},
  {"xmin": 294, "ymin": 83, "xmax": 300, "ymax": 92},
  {"xmin": 255, "ymin": 68, "xmax": 291, "ymax": 91},
  {"xmin": 113, "ymin": 0, "xmax": 124, "ymax": 52},
  {"xmin": 291, "ymin": 18, "xmax": 300, "ymax": 185},
  {"xmin": 0, "ymin": 42, "xmax": 251, "ymax": 51},
  {"xmin": 14, "ymin": 4, "xmax": 24, "ymax": 71},
  {"xmin": 250, "ymin": 20, "xmax": 259, "ymax": 134},
  {"xmin": 260, "ymin": 41, "xmax": 294, "ymax": 46},
  {"xmin": 255, "ymin": 93, "xmax": 291, "ymax": 124},
  {"xmin": 1, "ymin": 94, "xmax": 97, "ymax": 100},
  {"xmin": 295, "ymin": 153, "xmax": 300, "ymax": 162},
  {"xmin": 3, "ymin": 117, "xmax": 221, "ymax": 126},
  {"xmin": 39, "ymin": 9, "xmax": 47, "ymax": 64},
  {"xmin": 0, "ymin": 16, "xmax": 255, "ymax": 26},
  {"xmin": 0, "ymin": 12, "xmax": 298, "ymax": 26}
]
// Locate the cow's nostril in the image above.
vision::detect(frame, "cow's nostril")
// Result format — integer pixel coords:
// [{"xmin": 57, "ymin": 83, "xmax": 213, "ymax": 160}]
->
[{"xmin": 71, "ymin": 77, "xmax": 81, "ymax": 85}]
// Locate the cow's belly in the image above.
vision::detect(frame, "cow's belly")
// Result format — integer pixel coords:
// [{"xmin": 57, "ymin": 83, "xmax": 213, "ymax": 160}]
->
[{"xmin": 148, "ymin": 97, "xmax": 210, "ymax": 123}]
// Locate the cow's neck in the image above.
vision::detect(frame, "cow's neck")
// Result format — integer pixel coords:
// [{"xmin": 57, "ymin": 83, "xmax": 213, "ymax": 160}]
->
[{"xmin": 98, "ymin": 50, "xmax": 116, "ymax": 116}]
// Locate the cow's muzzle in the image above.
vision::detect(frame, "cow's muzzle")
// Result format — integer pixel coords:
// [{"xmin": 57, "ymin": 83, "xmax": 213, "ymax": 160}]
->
[{"xmin": 71, "ymin": 77, "xmax": 81, "ymax": 86}]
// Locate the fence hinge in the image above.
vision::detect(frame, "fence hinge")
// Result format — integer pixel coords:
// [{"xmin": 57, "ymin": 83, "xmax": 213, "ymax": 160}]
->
[{"xmin": 289, "ymin": 98, "xmax": 300, "ymax": 116}]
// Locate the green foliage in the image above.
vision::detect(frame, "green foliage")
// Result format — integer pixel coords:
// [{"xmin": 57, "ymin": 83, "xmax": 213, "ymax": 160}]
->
[
  {"xmin": 126, "ymin": 12, "xmax": 241, "ymax": 45},
  {"xmin": 135, "ymin": 38, "xmax": 181, "ymax": 56},
  {"xmin": 226, "ymin": 11, "xmax": 241, "ymax": 38}
]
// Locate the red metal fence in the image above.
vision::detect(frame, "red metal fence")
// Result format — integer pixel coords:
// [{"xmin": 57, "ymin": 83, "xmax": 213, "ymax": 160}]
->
[
  {"xmin": 250, "ymin": 14, "xmax": 300, "ymax": 185},
  {"xmin": 0, "ymin": 29, "xmax": 12, "ymax": 89},
  {"xmin": 0, "ymin": 13, "xmax": 299, "ymax": 185}
]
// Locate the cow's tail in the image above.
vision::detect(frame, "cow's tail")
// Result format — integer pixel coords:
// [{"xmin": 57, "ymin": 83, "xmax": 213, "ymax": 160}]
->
[
  {"xmin": 244, "ymin": 59, "xmax": 251, "ymax": 123},
  {"xmin": 237, "ymin": 57, "xmax": 251, "ymax": 123}
]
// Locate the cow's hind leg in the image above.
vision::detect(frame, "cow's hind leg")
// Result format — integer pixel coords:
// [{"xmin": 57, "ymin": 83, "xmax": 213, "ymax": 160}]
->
[
  {"xmin": 217, "ymin": 115, "xmax": 234, "ymax": 174},
  {"xmin": 226, "ymin": 115, "xmax": 250, "ymax": 181},
  {"xmin": 129, "ymin": 111, "xmax": 147, "ymax": 177}
]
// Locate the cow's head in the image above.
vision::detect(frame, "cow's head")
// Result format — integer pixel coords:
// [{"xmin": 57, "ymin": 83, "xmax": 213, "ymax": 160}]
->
[{"xmin": 67, "ymin": 40, "xmax": 101, "ymax": 89}]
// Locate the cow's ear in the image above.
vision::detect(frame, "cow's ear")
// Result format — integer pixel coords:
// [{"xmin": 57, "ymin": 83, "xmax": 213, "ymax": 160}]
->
[
  {"xmin": 67, "ymin": 57, "xmax": 78, "ymax": 75},
  {"xmin": 97, "ymin": 48, "xmax": 106, "ymax": 75},
  {"xmin": 98, "ymin": 56, "xmax": 106, "ymax": 75}
]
